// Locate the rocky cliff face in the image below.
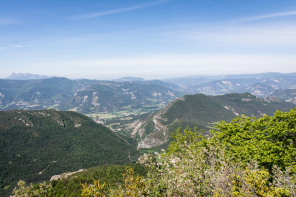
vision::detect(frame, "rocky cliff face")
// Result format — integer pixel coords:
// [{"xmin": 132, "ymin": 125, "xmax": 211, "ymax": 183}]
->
[
  {"xmin": 127, "ymin": 98, "xmax": 182, "ymax": 149},
  {"xmin": 50, "ymin": 169, "xmax": 85, "ymax": 181}
]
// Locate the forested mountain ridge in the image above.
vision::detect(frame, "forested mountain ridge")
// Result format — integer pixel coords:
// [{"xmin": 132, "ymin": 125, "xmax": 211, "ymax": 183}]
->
[
  {"xmin": 127, "ymin": 92, "xmax": 296, "ymax": 149},
  {"xmin": 0, "ymin": 109, "xmax": 139, "ymax": 196}
]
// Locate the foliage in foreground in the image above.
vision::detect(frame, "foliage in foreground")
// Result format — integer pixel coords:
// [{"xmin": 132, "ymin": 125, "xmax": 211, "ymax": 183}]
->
[
  {"xmin": 77, "ymin": 139, "xmax": 295, "ymax": 196},
  {"xmin": 133, "ymin": 128, "xmax": 294, "ymax": 196},
  {"xmin": 12, "ymin": 109, "xmax": 296, "ymax": 196},
  {"xmin": 11, "ymin": 164, "xmax": 147, "ymax": 197},
  {"xmin": 11, "ymin": 180, "xmax": 52, "ymax": 197},
  {"xmin": 214, "ymin": 109, "xmax": 296, "ymax": 173}
]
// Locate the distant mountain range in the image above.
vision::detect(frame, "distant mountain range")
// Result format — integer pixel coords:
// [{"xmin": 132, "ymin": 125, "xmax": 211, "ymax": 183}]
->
[
  {"xmin": 127, "ymin": 93, "xmax": 296, "ymax": 149},
  {"xmin": 113, "ymin": 76, "xmax": 145, "ymax": 82},
  {"xmin": 1, "ymin": 72, "xmax": 296, "ymax": 114},
  {"xmin": 164, "ymin": 72, "xmax": 296, "ymax": 97},
  {"xmin": 6, "ymin": 73, "xmax": 51, "ymax": 80},
  {"xmin": 0, "ymin": 77, "xmax": 181, "ymax": 113},
  {"xmin": 0, "ymin": 109, "xmax": 139, "ymax": 195}
]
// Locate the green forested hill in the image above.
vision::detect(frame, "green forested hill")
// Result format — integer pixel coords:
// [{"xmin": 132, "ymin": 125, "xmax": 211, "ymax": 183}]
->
[
  {"xmin": 128, "ymin": 93, "xmax": 296, "ymax": 149},
  {"xmin": 164, "ymin": 92, "xmax": 295, "ymax": 126},
  {"xmin": 0, "ymin": 109, "xmax": 139, "ymax": 196},
  {"xmin": 164, "ymin": 94, "xmax": 234, "ymax": 124}
]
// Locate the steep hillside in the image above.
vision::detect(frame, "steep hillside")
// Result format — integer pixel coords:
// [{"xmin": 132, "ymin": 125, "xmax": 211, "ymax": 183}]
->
[
  {"xmin": 127, "ymin": 93, "xmax": 296, "ymax": 149},
  {"xmin": 0, "ymin": 110, "xmax": 139, "ymax": 195}
]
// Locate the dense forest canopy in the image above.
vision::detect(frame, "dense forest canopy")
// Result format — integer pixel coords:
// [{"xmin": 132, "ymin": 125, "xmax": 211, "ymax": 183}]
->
[{"xmin": 0, "ymin": 110, "xmax": 139, "ymax": 196}]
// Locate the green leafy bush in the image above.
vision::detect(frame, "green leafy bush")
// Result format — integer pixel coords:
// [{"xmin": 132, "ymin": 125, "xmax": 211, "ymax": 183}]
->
[{"xmin": 213, "ymin": 109, "xmax": 296, "ymax": 172}]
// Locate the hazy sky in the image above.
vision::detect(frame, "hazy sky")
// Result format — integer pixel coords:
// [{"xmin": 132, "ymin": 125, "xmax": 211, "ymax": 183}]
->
[{"xmin": 1, "ymin": 0, "xmax": 296, "ymax": 79}]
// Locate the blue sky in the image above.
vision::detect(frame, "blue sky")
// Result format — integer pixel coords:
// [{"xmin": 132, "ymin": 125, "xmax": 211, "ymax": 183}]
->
[{"xmin": 0, "ymin": 0, "xmax": 296, "ymax": 79}]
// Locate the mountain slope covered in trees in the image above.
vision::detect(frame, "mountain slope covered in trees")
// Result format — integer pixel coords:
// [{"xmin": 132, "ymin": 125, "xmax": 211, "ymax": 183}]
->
[
  {"xmin": 127, "ymin": 93, "xmax": 296, "ymax": 149},
  {"xmin": 0, "ymin": 110, "xmax": 139, "ymax": 196}
]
